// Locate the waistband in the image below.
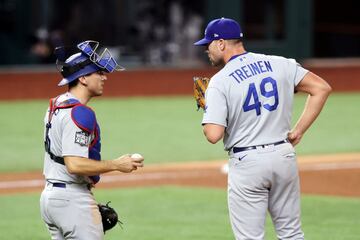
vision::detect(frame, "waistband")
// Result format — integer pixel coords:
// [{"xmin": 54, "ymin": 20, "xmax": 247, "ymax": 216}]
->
[
  {"xmin": 232, "ymin": 139, "xmax": 289, "ymax": 153},
  {"xmin": 46, "ymin": 181, "xmax": 92, "ymax": 191}
]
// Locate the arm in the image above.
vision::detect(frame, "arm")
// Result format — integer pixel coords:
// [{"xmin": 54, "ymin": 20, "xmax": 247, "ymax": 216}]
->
[
  {"xmin": 288, "ymin": 71, "xmax": 332, "ymax": 146},
  {"xmin": 64, "ymin": 154, "xmax": 144, "ymax": 175},
  {"xmin": 203, "ymin": 123, "xmax": 225, "ymax": 144}
]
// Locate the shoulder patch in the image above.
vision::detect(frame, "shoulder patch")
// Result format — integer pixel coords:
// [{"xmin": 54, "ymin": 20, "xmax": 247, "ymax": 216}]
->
[
  {"xmin": 74, "ymin": 130, "xmax": 91, "ymax": 146},
  {"xmin": 71, "ymin": 105, "xmax": 96, "ymax": 133}
]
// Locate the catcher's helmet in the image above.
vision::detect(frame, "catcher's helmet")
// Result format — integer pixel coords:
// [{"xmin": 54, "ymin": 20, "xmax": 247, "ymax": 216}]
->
[
  {"xmin": 55, "ymin": 40, "xmax": 124, "ymax": 86},
  {"xmin": 57, "ymin": 53, "xmax": 100, "ymax": 86}
]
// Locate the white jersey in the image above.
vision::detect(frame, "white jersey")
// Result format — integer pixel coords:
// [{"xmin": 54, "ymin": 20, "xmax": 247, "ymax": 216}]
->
[
  {"xmin": 202, "ymin": 52, "xmax": 308, "ymax": 150},
  {"xmin": 43, "ymin": 92, "xmax": 92, "ymax": 184}
]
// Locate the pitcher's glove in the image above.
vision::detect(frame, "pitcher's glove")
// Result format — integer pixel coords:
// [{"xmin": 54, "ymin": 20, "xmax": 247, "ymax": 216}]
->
[
  {"xmin": 193, "ymin": 76, "xmax": 210, "ymax": 110},
  {"xmin": 98, "ymin": 201, "xmax": 123, "ymax": 233}
]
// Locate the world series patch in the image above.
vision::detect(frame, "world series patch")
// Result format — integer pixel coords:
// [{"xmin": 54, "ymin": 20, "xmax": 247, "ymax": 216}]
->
[{"xmin": 74, "ymin": 131, "xmax": 90, "ymax": 146}]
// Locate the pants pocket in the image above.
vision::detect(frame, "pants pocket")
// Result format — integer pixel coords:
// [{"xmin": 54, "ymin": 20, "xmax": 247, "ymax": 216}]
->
[
  {"xmin": 280, "ymin": 144, "xmax": 296, "ymax": 159},
  {"xmin": 283, "ymin": 152, "xmax": 296, "ymax": 159}
]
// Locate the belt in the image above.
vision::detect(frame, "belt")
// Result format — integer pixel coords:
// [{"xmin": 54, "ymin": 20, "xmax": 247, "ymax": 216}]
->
[
  {"xmin": 232, "ymin": 139, "xmax": 289, "ymax": 153},
  {"xmin": 53, "ymin": 182, "xmax": 66, "ymax": 188},
  {"xmin": 47, "ymin": 181, "xmax": 92, "ymax": 191}
]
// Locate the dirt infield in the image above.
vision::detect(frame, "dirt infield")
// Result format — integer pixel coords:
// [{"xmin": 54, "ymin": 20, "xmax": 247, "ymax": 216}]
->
[{"xmin": 1, "ymin": 153, "xmax": 359, "ymax": 197}]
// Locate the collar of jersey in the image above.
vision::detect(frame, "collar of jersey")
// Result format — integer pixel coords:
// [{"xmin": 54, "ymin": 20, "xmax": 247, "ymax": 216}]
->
[
  {"xmin": 228, "ymin": 52, "xmax": 248, "ymax": 62},
  {"xmin": 65, "ymin": 92, "xmax": 78, "ymax": 100}
]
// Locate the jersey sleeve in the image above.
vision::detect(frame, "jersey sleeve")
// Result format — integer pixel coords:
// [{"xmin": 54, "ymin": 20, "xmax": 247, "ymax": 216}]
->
[
  {"xmin": 287, "ymin": 58, "xmax": 309, "ymax": 86},
  {"xmin": 61, "ymin": 113, "xmax": 90, "ymax": 158},
  {"xmin": 202, "ymin": 87, "xmax": 228, "ymax": 127}
]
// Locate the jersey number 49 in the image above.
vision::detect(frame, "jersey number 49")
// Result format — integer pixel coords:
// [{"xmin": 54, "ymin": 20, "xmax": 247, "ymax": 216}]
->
[{"xmin": 243, "ymin": 77, "xmax": 279, "ymax": 116}]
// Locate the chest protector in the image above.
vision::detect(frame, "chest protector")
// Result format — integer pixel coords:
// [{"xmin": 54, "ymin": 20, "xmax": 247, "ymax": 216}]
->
[{"xmin": 44, "ymin": 97, "xmax": 101, "ymax": 184}]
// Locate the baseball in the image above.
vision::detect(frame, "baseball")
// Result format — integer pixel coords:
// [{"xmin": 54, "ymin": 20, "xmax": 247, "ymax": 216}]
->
[
  {"xmin": 220, "ymin": 163, "xmax": 229, "ymax": 174},
  {"xmin": 131, "ymin": 153, "xmax": 143, "ymax": 159}
]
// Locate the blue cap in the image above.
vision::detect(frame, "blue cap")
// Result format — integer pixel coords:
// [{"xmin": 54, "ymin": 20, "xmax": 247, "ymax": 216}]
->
[{"xmin": 194, "ymin": 17, "xmax": 243, "ymax": 46}]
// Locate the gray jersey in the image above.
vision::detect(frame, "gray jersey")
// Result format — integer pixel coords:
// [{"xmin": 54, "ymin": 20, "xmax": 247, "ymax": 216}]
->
[
  {"xmin": 202, "ymin": 52, "xmax": 308, "ymax": 150},
  {"xmin": 43, "ymin": 92, "xmax": 92, "ymax": 184}
]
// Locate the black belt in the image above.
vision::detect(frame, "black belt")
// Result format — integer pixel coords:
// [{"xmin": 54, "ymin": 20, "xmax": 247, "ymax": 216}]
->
[
  {"xmin": 52, "ymin": 182, "xmax": 66, "ymax": 188},
  {"xmin": 233, "ymin": 139, "xmax": 288, "ymax": 153},
  {"xmin": 49, "ymin": 182, "xmax": 92, "ymax": 190}
]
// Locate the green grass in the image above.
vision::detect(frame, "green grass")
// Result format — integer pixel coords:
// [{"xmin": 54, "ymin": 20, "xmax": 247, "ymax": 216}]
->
[
  {"xmin": 0, "ymin": 100, "xmax": 47, "ymax": 172},
  {"xmin": 0, "ymin": 93, "xmax": 359, "ymax": 172},
  {"xmin": 293, "ymin": 93, "xmax": 360, "ymax": 155},
  {"xmin": 0, "ymin": 187, "xmax": 359, "ymax": 240}
]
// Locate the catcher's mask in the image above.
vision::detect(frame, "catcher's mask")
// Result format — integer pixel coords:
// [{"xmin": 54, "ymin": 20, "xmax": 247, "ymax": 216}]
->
[{"xmin": 55, "ymin": 40, "xmax": 124, "ymax": 86}]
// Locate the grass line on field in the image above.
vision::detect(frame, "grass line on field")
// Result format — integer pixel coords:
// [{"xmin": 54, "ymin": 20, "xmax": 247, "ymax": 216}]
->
[{"xmin": 0, "ymin": 93, "xmax": 359, "ymax": 172}]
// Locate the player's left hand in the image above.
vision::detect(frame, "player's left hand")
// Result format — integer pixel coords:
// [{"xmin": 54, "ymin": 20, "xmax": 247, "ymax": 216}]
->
[
  {"xmin": 193, "ymin": 76, "xmax": 210, "ymax": 110},
  {"xmin": 98, "ymin": 201, "xmax": 123, "ymax": 233},
  {"xmin": 287, "ymin": 129, "xmax": 303, "ymax": 146}
]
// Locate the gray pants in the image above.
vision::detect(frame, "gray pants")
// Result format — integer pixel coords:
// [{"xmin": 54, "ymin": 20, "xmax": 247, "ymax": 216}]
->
[
  {"xmin": 40, "ymin": 182, "xmax": 103, "ymax": 240},
  {"xmin": 228, "ymin": 143, "xmax": 304, "ymax": 240}
]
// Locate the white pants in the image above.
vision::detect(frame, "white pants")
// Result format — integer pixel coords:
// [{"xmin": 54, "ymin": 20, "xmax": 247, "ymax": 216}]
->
[
  {"xmin": 40, "ymin": 182, "xmax": 103, "ymax": 240},
  {"xmin": 228, "ymin": 143, "xmax": 304, "ymax": 240}
]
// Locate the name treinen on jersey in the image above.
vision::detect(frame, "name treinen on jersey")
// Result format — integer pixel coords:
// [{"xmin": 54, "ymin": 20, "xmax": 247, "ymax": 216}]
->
[{"xmin": 228, "ymin": 60, "xmax": 273, "ymax": 83}]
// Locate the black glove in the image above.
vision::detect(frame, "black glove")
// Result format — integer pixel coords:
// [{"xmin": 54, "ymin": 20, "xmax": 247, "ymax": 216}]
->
[{"xmin": 98, "ymin": 201, "xmax": 123, "ymax": 233}]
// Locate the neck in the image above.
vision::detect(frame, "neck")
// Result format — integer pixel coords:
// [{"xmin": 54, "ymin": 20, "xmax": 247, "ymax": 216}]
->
[
  {"xmin": 224, "ymin": 45, "xmax": 246, "ymax": 64},
  {"xmin": 69, "ymin": 87, "xmax": 91, "ymax": 105}
]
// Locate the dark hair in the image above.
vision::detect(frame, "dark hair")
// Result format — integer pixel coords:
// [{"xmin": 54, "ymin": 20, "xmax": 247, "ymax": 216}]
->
[
  {"xmin": 68, "ymin": 79, "xmax": 79, "ymax": 89},
  {"xmin": 227, "ymin": 39, "xmax": 243, "ymax": 45}
]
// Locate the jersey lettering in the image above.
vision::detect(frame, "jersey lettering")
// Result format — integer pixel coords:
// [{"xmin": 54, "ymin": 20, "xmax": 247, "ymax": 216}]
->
[
  {"xmin": 243, "ymin": 83, "xmax": 262, "ymax": 115},
  {"xmin": 229, "ymin": 60, "xmax": 273, "ymax": 83},
  {"xmin": 243, "ymin": 77, "xmax": 279, "ymax": 116},
  {"xmin": 261, "ymin": 77, "xmax": 279, "ymax": 111}
]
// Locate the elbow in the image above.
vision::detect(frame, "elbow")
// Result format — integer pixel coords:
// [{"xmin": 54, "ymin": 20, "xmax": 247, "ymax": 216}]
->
[
  {"xmin": 64, "ymin": 158, "xmax": 82, "ymax": 174},
  {"xmin": 66, "ymin": 163, "xmax": 79, "ymax": 175},
  {"xmin": 203, "ymin": 124, "xmax": 224, "ymax": 144},
  {"xmin": 320, "ymin": 83, "xmax": 332, "ymax": 99},
  {"xmin": 325, "ymin": 84, "xmax": 332, "ymax": 95},
  {"xmin": 204, "ymin": 131, "xmax": 222, "ymax": 144},
  {"xmin": 311, "ymin": 81, "xmax": 332, "ymax": 98},
  {"xmin": 320, "ymin": 78, "xmax": 332, "ymax": 96},
  {"xmin": 207, "ymin": 138, "xmax": 219, "ymax": 144}
]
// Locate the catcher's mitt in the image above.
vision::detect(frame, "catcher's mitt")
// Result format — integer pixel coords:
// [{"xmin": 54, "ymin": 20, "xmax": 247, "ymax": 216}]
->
[
  {"xmin": 98, "ymin": 201, "xmax": 123, "ymax": 233},
  {"xmin": 193, "ymin": 76, "xmax": 210, "ymax": 110}
]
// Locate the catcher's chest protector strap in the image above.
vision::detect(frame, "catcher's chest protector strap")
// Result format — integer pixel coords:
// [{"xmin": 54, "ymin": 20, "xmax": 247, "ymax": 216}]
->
[{"xmin": 44, "ymin": 97, "xmax": 81, "ymax": 165}]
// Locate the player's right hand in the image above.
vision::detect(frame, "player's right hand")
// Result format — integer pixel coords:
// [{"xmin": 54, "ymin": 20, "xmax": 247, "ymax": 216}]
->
[{"xmin": 113, "ymin": 154, "xmax": 144, "ymax": 173}]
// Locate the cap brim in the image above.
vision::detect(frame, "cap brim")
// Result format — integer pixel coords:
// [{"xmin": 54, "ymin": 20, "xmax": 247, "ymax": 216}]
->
[
  {"xmin": 58, "ymin": 78, "xmax": 70, "ymax": 86},
  {"xmin": 194, "ymin": 38, "xmax": 212, "ymax": 46}
]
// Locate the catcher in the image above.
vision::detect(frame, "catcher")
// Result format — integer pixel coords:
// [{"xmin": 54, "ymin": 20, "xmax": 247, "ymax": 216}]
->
[{"xmin": 40, "ymin": 40, "xmax": 144, "ymax": 239}]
